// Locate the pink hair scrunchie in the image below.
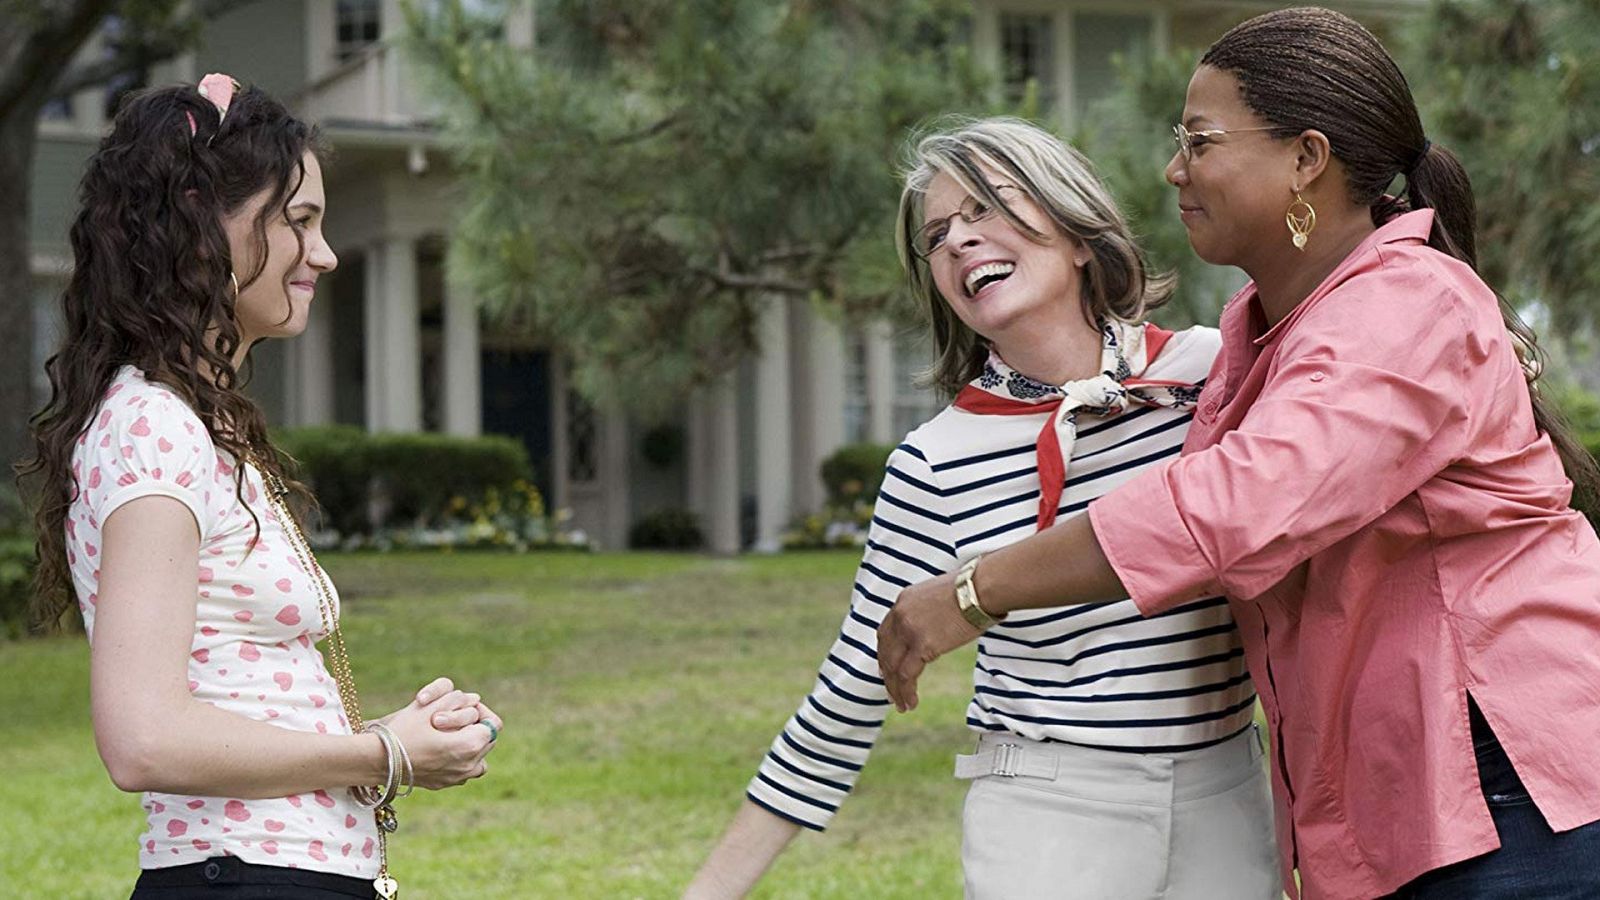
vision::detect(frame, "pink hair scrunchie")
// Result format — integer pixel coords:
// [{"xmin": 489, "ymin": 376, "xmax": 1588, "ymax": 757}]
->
[{"xmin": 186, "ymin": 72, "xmax": 241, "ymax": 138}]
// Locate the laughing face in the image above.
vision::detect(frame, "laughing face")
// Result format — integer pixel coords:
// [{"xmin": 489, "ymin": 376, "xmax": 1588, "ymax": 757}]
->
[{"xmin": 921, "ymin": 167, "xmax": 1089, "ymax": 343}]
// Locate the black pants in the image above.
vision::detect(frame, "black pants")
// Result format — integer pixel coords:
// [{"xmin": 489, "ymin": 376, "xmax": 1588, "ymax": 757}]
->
[
  {"xmin": 131, "ymin": 856, "xmax": 372, "ymax": 898},
  {"xmin": 1389, "ymin": 699, "xmax": 1600, "ymax": 898}
]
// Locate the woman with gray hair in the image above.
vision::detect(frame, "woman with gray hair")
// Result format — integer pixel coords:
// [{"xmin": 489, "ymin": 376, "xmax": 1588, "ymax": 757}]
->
[{"xmin": 684, "ymin": 117, "xmax": 1277, "ymax": 899}]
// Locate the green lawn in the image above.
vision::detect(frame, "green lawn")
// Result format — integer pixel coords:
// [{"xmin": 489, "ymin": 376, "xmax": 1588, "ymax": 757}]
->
[{"xmin": 0, "ymin": 551, "xmax": 977, "ymax": 899}]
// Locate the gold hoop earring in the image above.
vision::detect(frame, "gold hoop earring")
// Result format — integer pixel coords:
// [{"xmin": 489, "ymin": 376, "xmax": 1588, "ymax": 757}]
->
[
  {"xmin": 1287, "ymin": 192, "xmax": 1317, "ymax": 251},
  {"xmin": 229, "ymin": 271, "xmax": 240, "ymax": 298}
]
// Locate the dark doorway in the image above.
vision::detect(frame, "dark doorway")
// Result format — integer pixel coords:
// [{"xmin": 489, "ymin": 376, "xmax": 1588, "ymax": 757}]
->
[{"xmin": 481, "ymin": 349, "xmax": 553, "ymax": 499}]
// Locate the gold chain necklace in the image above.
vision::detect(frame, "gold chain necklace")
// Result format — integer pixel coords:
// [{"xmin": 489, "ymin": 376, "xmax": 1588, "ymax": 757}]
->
[{"xmin": 255, "ymin": 459, "xmax": 400, "ymax": 899}]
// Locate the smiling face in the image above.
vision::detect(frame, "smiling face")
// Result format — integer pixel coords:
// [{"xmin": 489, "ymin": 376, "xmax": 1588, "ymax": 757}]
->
[
  {"xmin": 224, "ymin": 151, "xmax": 336, "ymax": 349},
  {"xmin": 1165, "ymin": 65, "xmax": 1301, "ymax": 269},
  {"xmin": 920, "ymin": 167, "xmax": 1089, "ymax": 342}
]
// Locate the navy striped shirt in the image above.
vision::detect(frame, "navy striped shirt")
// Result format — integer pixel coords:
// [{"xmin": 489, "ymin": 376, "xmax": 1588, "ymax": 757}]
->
[{"xmin": 747, "ymin": 327, "xmax": 1256, "ymax": 831}]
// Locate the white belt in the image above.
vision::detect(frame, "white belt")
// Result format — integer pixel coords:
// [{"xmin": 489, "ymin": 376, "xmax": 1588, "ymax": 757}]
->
[{"xmin": 954, "ymin": 742, "xmax": 1061, "ymax": 780}]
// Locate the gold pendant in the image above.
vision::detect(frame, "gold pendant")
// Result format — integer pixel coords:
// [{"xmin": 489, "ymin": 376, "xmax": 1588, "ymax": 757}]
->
[
  {"xmin": 374, "ymin": 874, "xmax": 399, "ymax": 898},
  {"xmin": 376, "ymin": 805, "xmax": 399, "ymax": 833}
]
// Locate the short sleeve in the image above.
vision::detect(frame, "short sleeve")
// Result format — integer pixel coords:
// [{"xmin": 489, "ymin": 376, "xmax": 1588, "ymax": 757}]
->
[{"xmin": 75, "ymin": 385, "xmax": 218, "ymax": 538}]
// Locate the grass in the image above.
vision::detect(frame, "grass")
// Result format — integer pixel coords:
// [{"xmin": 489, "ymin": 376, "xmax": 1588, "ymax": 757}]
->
[{"xmin": 0, "ymin": 551, "xmax": 977, "ymax": 899}]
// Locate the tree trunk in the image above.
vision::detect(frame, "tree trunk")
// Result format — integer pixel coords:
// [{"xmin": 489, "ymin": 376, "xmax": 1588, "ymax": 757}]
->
[
  {"xmin": 0, "ymin": 104, "xmax": 40, "ymax": 476},
  {"xmin": 0, "ymin": 0, "xmax": 121, "ymax": 479}
]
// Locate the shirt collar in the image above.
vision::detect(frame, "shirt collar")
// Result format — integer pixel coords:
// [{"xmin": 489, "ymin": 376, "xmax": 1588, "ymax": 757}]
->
[
  {"xmin": 1233, "ymin": 208, "xmax": 1437, "ymax": 348},
  {"xmin": 972, "ymin": 350, "xmax": 1064, "ymax": 403}
]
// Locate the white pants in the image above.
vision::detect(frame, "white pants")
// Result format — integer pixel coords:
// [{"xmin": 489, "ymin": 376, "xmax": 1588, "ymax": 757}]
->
[{"xmin": 958, "ymin": 727, "xmax": 1280, "ymax": 900}]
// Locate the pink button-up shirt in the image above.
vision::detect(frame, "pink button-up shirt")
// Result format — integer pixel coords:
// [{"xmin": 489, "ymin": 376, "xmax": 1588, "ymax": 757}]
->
[{"xmin": 1090, "ymin": 210, "xmax": 1600, "ymax": 900}]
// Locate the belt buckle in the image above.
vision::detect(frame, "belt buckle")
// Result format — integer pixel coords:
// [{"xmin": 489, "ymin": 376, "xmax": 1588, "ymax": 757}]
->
[{"xmin": 993, "ymin": 742, "xmax": 1021, "ymax": 777}]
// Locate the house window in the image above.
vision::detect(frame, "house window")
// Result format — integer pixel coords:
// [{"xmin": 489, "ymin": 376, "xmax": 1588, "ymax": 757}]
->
[
  {"xmin": 40, "ymin": 95, "xmax": 74, "ymax": 122},
  {"xmin": 892, "ymin": 333, "xmax": 941, "ymax": 439},
  {"xmin": 1000, "ymin": 13, "xmax": 1055, "ymax": 108},
  {"xmin": 842, "ymin": 333, "xmax": 869, "ymax": 444},
  {"xmin": 1071, "ymin": 12, "xmax": 1153, "ymax": 118},
  {"xmin": 566, "ymin": 389, "xmax": 599, "ymax": 483},
  {"xmin": 337, "ymin": 0, "xmax": 383, "ymax": 62}
]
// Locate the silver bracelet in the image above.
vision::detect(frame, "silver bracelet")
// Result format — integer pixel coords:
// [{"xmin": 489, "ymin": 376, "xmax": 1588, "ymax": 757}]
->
[
  {"xmin": 355, "ymin": 723, "xmax": 399, "ymax": 809},
  {"xmin": 368, "ymin": 723, "xmax": 401, "ymax": 809},
  {"xmin": 391, "ymin": 727, "xmax": 415, "ymax": 799}
]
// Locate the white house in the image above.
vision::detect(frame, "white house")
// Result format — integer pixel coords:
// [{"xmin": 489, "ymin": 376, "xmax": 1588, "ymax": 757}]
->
[{"xmin": 28, "ymin": 0, "xmax": 1421, "ymax": 553}]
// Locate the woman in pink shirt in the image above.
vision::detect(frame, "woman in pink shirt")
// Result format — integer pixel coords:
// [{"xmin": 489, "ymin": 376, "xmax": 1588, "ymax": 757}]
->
[
  {"xmin": 21, "ymin": 78, "xmax": 500, "ymax": 898},
  {"xmin": 877, "ymin": 8, "xmax": 1600, "ymax": 900}
]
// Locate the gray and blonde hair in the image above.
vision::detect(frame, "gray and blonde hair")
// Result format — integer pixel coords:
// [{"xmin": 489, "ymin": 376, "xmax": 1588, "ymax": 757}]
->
[{"xmin": 895, "ymin": 116, "xmax": 1172, "ymax": 394}]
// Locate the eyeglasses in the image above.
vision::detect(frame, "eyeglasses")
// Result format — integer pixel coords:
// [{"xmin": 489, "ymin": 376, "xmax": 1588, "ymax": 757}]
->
[
  {"xmin": 1171, "ymin": 123, "xmax": 1282, "ymax": 161},
  {"xmin": 913, "ymin": 184, "xmax": 1020, "ymax": 258}
]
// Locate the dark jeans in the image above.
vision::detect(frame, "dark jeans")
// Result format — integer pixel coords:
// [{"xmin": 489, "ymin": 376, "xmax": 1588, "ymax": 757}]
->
[
  {"xmin": 131, "ymin": 856, "xmax": 372, "ymax": 899},
  {"xmin": 1390, "ymin": 700, "xmax": 1600, "ymax": 899}
]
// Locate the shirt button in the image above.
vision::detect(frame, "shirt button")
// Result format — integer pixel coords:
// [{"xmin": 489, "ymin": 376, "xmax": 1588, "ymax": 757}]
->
[{"xmin": 1309, "ymin": 371, "xmax": 1326, "ymax": 382}]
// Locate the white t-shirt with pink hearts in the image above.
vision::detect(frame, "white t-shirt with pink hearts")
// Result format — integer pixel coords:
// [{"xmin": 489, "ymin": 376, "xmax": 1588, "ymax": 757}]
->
[{"xmin": 67, "ymin": 366, "xmax": 381, "ymax": 877}]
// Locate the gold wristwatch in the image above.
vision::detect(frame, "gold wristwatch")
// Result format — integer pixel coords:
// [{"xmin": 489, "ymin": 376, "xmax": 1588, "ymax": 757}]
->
[{"xmin": 955, "ymin": 554, "xmax": 1004, "ymax": 629}]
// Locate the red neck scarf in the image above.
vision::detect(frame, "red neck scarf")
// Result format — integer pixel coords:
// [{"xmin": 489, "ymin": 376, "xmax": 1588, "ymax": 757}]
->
[{"xmin": 953, "ymin": 321, "xmax": 1199, "ymax": 530}]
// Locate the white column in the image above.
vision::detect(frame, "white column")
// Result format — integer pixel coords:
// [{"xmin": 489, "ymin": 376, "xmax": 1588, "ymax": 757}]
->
[
  {"xmin": 865, "ymin": 320, "xmax": 898, "ymax": 444},
  {"xmin": 363, "ymin": 237, "xmax": 421, "ymax": 432},
  {"xmin": 1054, "ymin": 10, "xmax": 1078, "ymax": 129},
  {"xmin": 305, "ymin": 0, "xmax": 336, "ymax": 83},
  {"xmin": 170, "ymin": 51, "xmax": 197, "ymax": 83},
  {"xmin": 380, "ymin": 0, "xmax": 405, "ymax": 123},
  {"xmin": 704, "ymin": 377, "xmax": 741, "ymax": 555},
  {"xmin": 505, "ymin": 0, "xmax": 536, "ymax": 48},
  {"xmin": 441, "ymin": 278, "xmax": 481, "ymax": 437},
  {"xmin": 753, "ymin": 298, "xmax": 793, "ymax": 553},
  {"xmin": 289, "ymin": 287, "xmax": 335, "ymax": 426},
  {"xmin": 973, "ymin": 1, "xmax": 1001, "ymax": 76},
  {"xmin": 1151, "ymin": 8, "xmax": 1172, "ymax": 57},
  {"xmin": 790, "ymin": 301, "xmax": 848, "ymax": 515}
]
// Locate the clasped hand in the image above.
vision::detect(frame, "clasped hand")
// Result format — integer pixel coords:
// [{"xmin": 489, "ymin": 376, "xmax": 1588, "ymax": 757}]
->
[{"xmin": 375, "ymin": 677, "xmax": 503, "ymax": 789}]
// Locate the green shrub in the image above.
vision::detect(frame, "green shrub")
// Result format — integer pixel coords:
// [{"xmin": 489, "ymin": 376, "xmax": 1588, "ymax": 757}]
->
[
  {"xmin": 0, "ymin": 531, "xmax": 36, "ymax": 640},
  {"xmin": 782, "ymin": 502, "xmax": 872, "ymax": 550},
  {"xmin": 0, "ymin": 483, "xmax": 38, "ymax": 638},
  {"xmin": 1584, "ymin": 433, "xmax": 1600, "ymax": 529},
  {"xmin": 276, "ymin": 426, "xmax": 373, "ymax": 535},
  {"xmin": 1550, "ymin": 382, "xmax": 1600, "ymax": 436},
  {"xmin": 629, "ymin": 508, "xmax": 704, "ymax": 550},
  {"xmin": 276, "ymin": 427, "xmax": 534, "ymax": 535},
  {"xmin": 819, "ymin": 443, "xmax": 895, "ymax": 506},
  {"xmin": 368, "ymin": 431, "xmax": 533, "ymax": 525}
]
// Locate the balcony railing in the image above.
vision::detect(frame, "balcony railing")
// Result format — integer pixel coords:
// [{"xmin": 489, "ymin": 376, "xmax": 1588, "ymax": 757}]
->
[{"xmin": 294, "ymin": 40, "xmax": 440, "ymax": 130}]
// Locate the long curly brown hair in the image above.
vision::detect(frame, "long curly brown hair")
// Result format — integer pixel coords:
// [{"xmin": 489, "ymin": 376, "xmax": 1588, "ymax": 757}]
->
[{"xmin": 18, "ymin": 81, "xmax": 321, "ymax": 631}]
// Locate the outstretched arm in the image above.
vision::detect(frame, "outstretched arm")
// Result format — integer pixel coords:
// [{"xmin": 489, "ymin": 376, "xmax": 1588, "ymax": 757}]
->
[{"xmin": 683, "ymin": 800, "xmax": 802, "ymax": 899}]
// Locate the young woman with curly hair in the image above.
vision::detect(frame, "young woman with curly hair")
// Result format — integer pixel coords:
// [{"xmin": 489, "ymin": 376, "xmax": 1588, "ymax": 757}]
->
[{"xmin": 21, "ymin": 75, "xmax": 501, "ymax": 899}]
